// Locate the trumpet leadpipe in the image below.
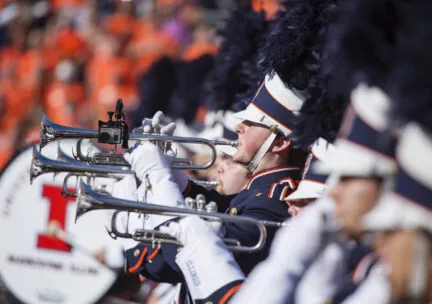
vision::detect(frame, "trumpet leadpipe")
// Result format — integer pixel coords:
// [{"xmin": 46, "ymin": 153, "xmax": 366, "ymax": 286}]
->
[{"xmin": 190, "ymin": 179, "xmax": 219, "ymax": 189}]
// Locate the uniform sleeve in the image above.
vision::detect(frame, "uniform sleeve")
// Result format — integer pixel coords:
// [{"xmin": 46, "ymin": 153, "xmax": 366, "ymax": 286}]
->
[
  {"xmin": 124, "ymin": 243, "xmax": 183, "ymax": 284},
  {"xmin": 223, "ymin": 207, "xmax": 286, "ymax": 275},
  {"xmin": 340, "ymin": 262, "xmax": 390, "ymax": 304},
  {"xmin": 183, "ymin": 180, "xmax": 235, "ymax": 212},
  {"xmin": 194, "ymin": 280, "xmax": 244, "ymax": 304}
]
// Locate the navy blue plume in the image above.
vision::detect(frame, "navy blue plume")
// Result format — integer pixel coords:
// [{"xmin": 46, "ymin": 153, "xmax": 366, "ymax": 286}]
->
[
  {"xmin": 259, "ymin": 0, "xmax": 338, "ymax": 92},
  {"xmin": 257, "ymin": 0, "xmax": 342, "ymax": 148},
  {"xmin": 324, "ymin": 0, "xmax": 400, "ymax": 99},
  {"xmin": 202, "ymin": 4, "xmax": 269, "ymax": 112},
  {"xmin": 386, "ymin": 1, "xmax": 432, "ymax": 132}
]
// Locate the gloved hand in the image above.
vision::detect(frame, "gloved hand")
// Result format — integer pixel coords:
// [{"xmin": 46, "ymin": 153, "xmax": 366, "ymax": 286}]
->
[
  {"xmin": 204, "ymin": 110, "xmax": 225, "ymax": 127},
  {"xmin": 124, "ymin": 142, "xmax": 185, "ymax": 227},
  {"xmin": 342, "ymin": 262, "xmax": 390, "ymax": 304},
  {"xmin": 111, "ymin": 175, "xmax": 138, "ymax": 201},
  {"xmin": 295, "ymin": 241, "xmax": 348, "ymax": 304},
  {"xmin": 159, "ymin": 216, "xmax": 244, "ymax": 300},
  {"xmin": 123, "ymin": 142, "xmax": 171, "ymax": 183},
  {"xmin": 159, "ymin": 216, "xmax": 222, "ymax": 245},
  {"xmin": 131, "ymin": 111, "xmax": 188, "ymax": 191},
  {"xmin": 132, "ymin": 111, "xmax": 176, "ymax": 136}
]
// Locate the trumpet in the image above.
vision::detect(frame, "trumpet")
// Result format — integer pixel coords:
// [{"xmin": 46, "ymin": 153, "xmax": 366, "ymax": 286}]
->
[
  {"xmin": 40, "ymin": 114, "xmax": 237, "ymax": 170},
  {"xmin": 30, "ymin": 146, "xmax": 133, "ymax": 184},
  {"xmin": 77, "ymin": 181, "xmax": 286, "ymax": 253}
]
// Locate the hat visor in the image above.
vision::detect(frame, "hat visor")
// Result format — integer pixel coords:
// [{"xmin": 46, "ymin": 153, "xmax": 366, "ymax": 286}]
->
[
  {"xmin": 313, "ymin": 140, "xmax": 395, "ymax": 177},
  {"xmin": 286, "ymin": 181, "xmax": 326, "ymax": 201},
  {"xmin": 233, "ymin": 107, "xmax": 262, "ymax": 125}
]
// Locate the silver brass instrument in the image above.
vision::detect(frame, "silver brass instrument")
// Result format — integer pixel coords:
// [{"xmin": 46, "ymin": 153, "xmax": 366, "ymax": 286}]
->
[
  {"xmin": 190, "ymin": 179, "xmax": 219, "ymax": 190},
  {"xmin": 73, "ymin": 139, "xmax": 193, "ymax": 168},
  {"xmin": 40, "ymin": 114, "xmax": 237, "ymax": 170},
  {"xmin": 77, "ymin": 181, "xmax": 286, "ymax": 253},
  {"xmin": 30, "ymin": 146, "xmax": 133, "ymax": 184}
]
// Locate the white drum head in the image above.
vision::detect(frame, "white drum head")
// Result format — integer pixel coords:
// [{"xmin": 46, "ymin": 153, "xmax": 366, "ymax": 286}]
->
[{"xmin": 0, "ymin": 140, "xmax": 119, "ymax": 304}]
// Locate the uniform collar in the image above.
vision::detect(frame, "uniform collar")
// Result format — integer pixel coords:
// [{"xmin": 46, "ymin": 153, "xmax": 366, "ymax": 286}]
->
[{"xmin": 244, "ymin": 166, "xmax": 301, "ymax": 190}]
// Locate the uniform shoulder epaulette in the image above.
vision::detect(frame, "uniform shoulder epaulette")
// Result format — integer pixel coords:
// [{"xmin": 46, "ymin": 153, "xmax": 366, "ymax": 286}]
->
[{"xmin": 267, "ymin": 178, "xmax": 298, "ymax": 201}]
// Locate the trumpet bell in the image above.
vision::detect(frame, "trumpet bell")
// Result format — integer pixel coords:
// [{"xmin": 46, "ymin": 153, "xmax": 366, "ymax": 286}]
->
[
  {"xmin": 40, "ymin": 113, "xmax": 98, "ymax": 150},
  {"xmin": 30, "ymin": 145, "xmax": 134, "ymax": 184},
  {"xmin": 75, "ymin": 192, "xmax": 94, "ymax": 223},
  {"xmin": 30, "ymin": 146, "xmax": 43, "ymax": 184}
]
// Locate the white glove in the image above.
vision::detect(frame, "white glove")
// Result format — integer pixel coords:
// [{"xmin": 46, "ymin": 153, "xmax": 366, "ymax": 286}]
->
[
  {"xmin": 204, "ymin": 110, "xmax": 225, "ymax": 127},
  {"xmin": 132, "ymin": 111, "xmax": 176, "ymax": 136},
  {"xmin": 231, "ymin": 197, "xmax": 338, "ymax": 304},
  {"xmin": 159, "ymin": 216, "xmax": 245, "ymax": 300},
  {"xmin": 123, "ymin": 142, "xmax": 171, "ymax": 183},
  {"xmin": 111, "ymin": 175, "xmax": 138, "ymax": 201},
  {"xmin": 130, "ymin": 111, "xmax": 189, "ymax": 191},
  {"xmin": 342, "ymin": 263, "xmax": 390, "ymax": 304},
  {"xmin": 295, "ymin": 241, "xmax": 348, "ymax": 304}
]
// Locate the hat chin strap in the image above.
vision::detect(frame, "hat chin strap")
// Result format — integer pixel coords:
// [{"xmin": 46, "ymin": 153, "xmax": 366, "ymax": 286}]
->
[
  {"xmin": 246, "ymin": 127, "xmax": 279, "ymax": 173},
  {"xmin": 407, "ymin": 231, "xmax": 430, "ymax": 303}
]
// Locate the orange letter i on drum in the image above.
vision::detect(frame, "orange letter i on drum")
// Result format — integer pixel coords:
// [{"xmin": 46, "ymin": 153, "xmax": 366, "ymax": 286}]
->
[{"xmin": 37, "ymin": 185, "xmax": 75, "ymax": 252}]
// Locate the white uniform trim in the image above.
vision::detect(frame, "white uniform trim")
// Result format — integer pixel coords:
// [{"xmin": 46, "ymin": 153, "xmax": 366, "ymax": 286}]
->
[{"xmin": 264, "ymin": 73, "xmax": 304, "ymax": 115}]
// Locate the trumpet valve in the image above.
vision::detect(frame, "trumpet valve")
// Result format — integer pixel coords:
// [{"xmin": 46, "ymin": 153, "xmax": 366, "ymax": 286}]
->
[
  {"xmin": 196, "ymin": 194, "xmax": 206, "ymax": 211},
  {"xmin": 205, "ymin": 201, "xmax": 218, "ymax": 213},
  {"xmin": 185, "ymin": 197, "xmax": 196, "ymax": 209}
]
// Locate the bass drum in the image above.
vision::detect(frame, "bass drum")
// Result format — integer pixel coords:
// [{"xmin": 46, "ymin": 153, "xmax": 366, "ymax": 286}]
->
[{"xmin": 0, "ymin": 140, "xmax": 120, "ymax": 304}]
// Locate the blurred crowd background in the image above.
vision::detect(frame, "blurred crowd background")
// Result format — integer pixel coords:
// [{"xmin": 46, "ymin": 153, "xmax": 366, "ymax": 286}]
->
[{"xmin": 0, "ymin": 0, "xmax": 281, "ymax": 171}]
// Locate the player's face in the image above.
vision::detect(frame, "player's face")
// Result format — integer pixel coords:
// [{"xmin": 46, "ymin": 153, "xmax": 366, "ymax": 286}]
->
[
  {"xmin": 233, "ymin": 121, "xmax": 271, "ymax": 165},
  {"xmin": 329, "ymin": 176, "xmax": 381, "ymax": 238},
  {"xmin": 374, "ymin": 229, "xmax": 432, "ymax": 302},
  {"xmin": 217, "ymin": 155, "xmax": 250, "ymax": 195},
  {"xmin": 287, "ymin": 199, "xmax": 313, "ymax": 216}
]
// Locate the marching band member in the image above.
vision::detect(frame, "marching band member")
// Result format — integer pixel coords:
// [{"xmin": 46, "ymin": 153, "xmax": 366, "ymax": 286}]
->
[
  {"xmin": 355, "ymin": 4, "xmax": 432, "ymax": 301},
  {"xmin": 285, "ymin": 138, "xmax": 334, "ymax": 217},
  {"xmin": 295, "ymin": 84, "xmax": 396, "ymax": 304},
  {"xmin": 122, "ymin": 71, "xmax": 306, "ymax": 287},
  {"xmin": 360, "ymin": 124, "xmax": 432, "ymax": 304}
]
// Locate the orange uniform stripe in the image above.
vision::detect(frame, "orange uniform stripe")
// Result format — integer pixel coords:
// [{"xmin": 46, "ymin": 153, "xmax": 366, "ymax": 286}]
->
[
  {"xmin": 147, "ymin": 246, "xmax": 161, "ymax": 262},
  {"xmin": 219, "ymin": 284, "xmax": 242, "ymax": 304},
  {"xmin": 280, "ymin": 186, "xmax": 290, "ymax": 200},
  {"xmin": 268, "ymin": 183, "xmax": 277, "ymax": 198},
  {"xmin": 183, "ymin": 181, "xmax": 192, "ymax": 196},
  {"xmin": 127, "ymin": 248, "xmax": 148, "ymax": 273}
]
